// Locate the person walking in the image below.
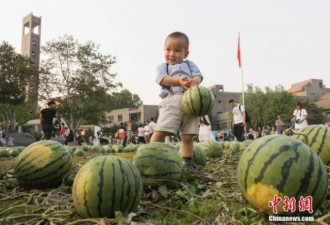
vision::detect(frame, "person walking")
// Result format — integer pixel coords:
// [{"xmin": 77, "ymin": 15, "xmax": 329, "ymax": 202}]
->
[
  {"xmin": 229, "ymin": 99, "xmax": 246, "ymax": 142},
  {"xmin": 275, "ymin": 115, "xmax": 285, "ymax": 134},
  {"xmin": 40, "ymin": 100, "xmax": 57, "ymax": 140}
]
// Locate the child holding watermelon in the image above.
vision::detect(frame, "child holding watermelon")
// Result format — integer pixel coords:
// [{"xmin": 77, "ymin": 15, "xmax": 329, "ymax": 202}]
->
[{"xmin": 150, "ymin": 31, "xmax": 203, "ymax": 173}]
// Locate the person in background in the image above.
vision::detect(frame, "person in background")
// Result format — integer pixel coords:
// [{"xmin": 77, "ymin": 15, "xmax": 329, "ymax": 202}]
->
[
  {"xmin": 292, "ymin": 102, "xmax": 308, "ymax": 131},
  {"xmin": 275, "ymin": 115, "xmax": 285, "ymax": 134},
  {"xmin": 118, "ymin": 122, "xmax": 127, "ymax": 146},
  {"xmin": 144, "ymin": 121, "xmax": 150, "ymax": 143},
  {"xmin": 40, "ymin": 100, "xmax": 57, "ymax": 140},
  {"xmin": 290, "ymin": 115, "xmax": 296, "ymax": 130},
  {"xmin": 198, "ymin": 116, "xmax": 214, "ymax": 142},
  {"xmin": 149, "ymin": 118, "xmax": 156, "ymax": 139},
  {"xmin": 7, "ymin": 135, "xmax": 14, "ymax": 147},
  {"xmin": 218, "ymin": 130, "xmax": 223, "ymax": 142},
  {"xmin": 0, "ymin": 128, "xmax": 7, "ymax": 147},
  {"xmin": 229, "ymin": 99, "xmax": 246, "ymax": 142},
  {"xmin": 64, "ymin": 127, "xmax": 74, "ymax": 145},
  {"xmin": 60, "ymin": 123, "xmax": 66, "ymax": 138},
  {"xmin": 271, "ymin": 126, "xmax": 276, "ymax": 135},
  {"xmin": 76, "ymin": 129, "xmax": 86, "ymax": 146},
  {"xmin": 137, "ymin": 124, "xmax": 145, "ymax": 143}
]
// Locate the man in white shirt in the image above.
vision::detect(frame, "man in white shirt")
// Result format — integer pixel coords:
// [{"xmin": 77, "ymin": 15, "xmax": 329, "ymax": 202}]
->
[
  {"xmin": 229, "ymin": 99, "xmax": 246, "ymax": 142},
  {"xmin": 148, "ymin": 118, "xmax": 156, "ymax": 139}
]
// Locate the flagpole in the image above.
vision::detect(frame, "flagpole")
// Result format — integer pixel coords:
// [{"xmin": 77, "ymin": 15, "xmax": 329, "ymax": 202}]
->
[
  {"xmin": 237, "ymin": 33, "xmax": 247, "ymax": 137},
  {"xmin": 238, "ymin": 33, "xmax": 245, "ymax": 106}
]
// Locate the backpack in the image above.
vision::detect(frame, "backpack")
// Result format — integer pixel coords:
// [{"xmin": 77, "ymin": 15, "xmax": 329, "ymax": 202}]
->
[
  {"xmin": 239, "ymin": 105, "xmax": 251, "ymax": 123},
  {"xmin": 2, "ymin": 131, "xmax": 5, "ymax": 138}
]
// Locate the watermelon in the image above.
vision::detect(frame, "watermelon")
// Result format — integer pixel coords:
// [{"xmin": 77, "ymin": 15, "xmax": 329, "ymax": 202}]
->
[
  {"xmin": 200, "ymin": 140, "xmax": 223, "ymax": 158},
  {"xmin": 237, "ymin": 135, "xmax": 328, "ymax": 214},
  {"xmin": 104, "ymin": 145, "xmax": 113, "ymax": 153},
  {"xmin": 112, "ymin": 145, "xmax": 123, "ymax": 153},
  {"xmin": 14, "ymin": 140, "xmax": 72, "ymax": 189},
  {"xmin": 72, "ymin": 155, "xmax": 143, "ymax": 218},
  {"xmin": 74, "ymin": 148, "xmax": 85, "ymax": 157},
  {"xmin": 132, "ymin": 142, "xmax": 182, "ymax": 182},
  {"xmin": 294, "ymin": 125, "xmax": 330, "ymax": 165},
  {"xmin": 224, "ymin": 141, "xmax": 231, "ymax": 150},
  {"xmin": 181, "ymin": 86, "xmax": 214, "ymax": 117},
  {"xmin": 8, "ymin": 148, "xmax": 19, "ymax": 157},
  {"xmin": 123, "ymin": 144, "xmax": 138, "ymax": 153},
  {"xmin": 82, "ymin": 146, "xmax": 90, "ymax": 151},
  {"xmin": 98, "ymin": 146, "xmax": 105, "ymax": 154},
  {"xmin": 239, "ymin": 140, "xmax": 253, "ymax": 152},
  {"xmin": 0, "ymin": 148, "xmax": 10, "ymax": 158},
  {"xmin": 230, "ymin": 141, "xmax": 240, "ymax": 152},
  {"xmin": 178, "ymin": 143, "xmax": 207, "ymax": 166}
]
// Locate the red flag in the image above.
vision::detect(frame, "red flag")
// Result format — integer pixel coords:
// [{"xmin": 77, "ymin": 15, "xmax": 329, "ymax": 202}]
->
[{"xmin": 237, "ymin": 34, "xmax": 241, "ymax": 68}]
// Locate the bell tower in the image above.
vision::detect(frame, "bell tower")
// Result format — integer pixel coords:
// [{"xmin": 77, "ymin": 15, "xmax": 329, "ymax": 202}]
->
[{"xmin": 21, "ymin": 12, "xmax": 41, "ymax": 101}]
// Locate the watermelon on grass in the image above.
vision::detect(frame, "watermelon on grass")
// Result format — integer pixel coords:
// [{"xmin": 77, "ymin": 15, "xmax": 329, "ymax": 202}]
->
[
  {"xmin": 14, "ymin": 140, "xmax": 72, "ymax": 189},
  {"xmin": 237, "ymin": 135, "xmax": 328, "ymax": 214},
  {"xmin": 294, "ymin": 125, "xmax": 330, "ymax": 165},
  {"xmin": 74, "ymin": 148, "xmax": 85, "ymax": 157},
  {"xmin": 200, "ymin": 140, "xmax": 223, "ymax": 158},
  {"xmin": 181, "ymin": 86, "xmax": 214, "ymax": 117},
  {"xmin": 132, "ymin": 142, "xmax": 182, "ymax": 182},
  {"xmin": 72, "ymin": 155, "xmax": 143, "ymax": 218},
  {"xmin": 178, "ymin": 143, "xmax": 207, "ymax": 166}
]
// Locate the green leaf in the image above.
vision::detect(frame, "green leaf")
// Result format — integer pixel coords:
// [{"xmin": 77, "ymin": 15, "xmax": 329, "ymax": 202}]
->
[{"xmin": 158, "ymin": 185, "xmax": 168, "ymax": 198}]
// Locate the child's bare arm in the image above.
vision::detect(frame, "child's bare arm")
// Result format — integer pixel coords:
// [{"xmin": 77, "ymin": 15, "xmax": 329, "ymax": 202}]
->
[
  {"xmin": 160, "ymin": 76, "xmax": 190, "ymax": 89},
  {"xmin": 189, "ymin": 75, "xmax": 202, "ymax": 87}
]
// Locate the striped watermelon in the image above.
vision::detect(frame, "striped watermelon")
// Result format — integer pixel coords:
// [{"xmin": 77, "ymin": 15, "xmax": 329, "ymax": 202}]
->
[
  {"xmin": 200, "ymin": 140, "xmax": 223, "ymax": 158},
  {"xmin": 14, "ymin": 140, "xmax": 72, "ymax": 189},
  {"xmin": 74, "ymin": 148, "xmax": 85, "ymax": 157},
  {"xmin": 178, "ymin": 143, "xmax": 207, "ymax": 166},
  {"xmin": 112, "ymin": 145, "xmax": 123, "ymax": 153},
  {"xmin": 123, "ymin": 143, "xmax": 138, "ymax": 153},
  {"xmin": 294, "ymin": 125, "xmax": 330, "ymax": 165},
  {"xmin": 181, "ymin": 86, "xmax": 214, "ymax": 117},
  {"xmin": 239, "ymin": 140, "xmax": 253, "ymax": 152},
  {"xmin": 0, "ymin": 148, "xmax": 9, "ymax": 158},
  {"xmin": 230, "ymin": 141, "xmax": 241, "ymax": 152},
  {"xmin": 132, "ymin": 142, "xmax": 182, "ymax": 182},
  {"xmin": 237, "ymin": 135, "xmax": 328, "ymax": 214},
  {"xmin": 72, "ymin": 155, "xmax": 143, "ymax": 218}
]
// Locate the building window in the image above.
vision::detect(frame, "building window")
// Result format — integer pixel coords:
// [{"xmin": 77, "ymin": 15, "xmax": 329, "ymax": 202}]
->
[
  {"xmin": 118, "ymin": 115, "xmax": 122, "ymax": 122},
  {"xmin": 108, "ymin": 116, "xmax": 114, "ymax": 123}
]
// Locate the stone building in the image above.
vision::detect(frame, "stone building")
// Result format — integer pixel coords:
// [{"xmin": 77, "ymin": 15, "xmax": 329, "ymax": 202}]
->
[
  {"xmin": 208, "ymin": 84, "xmax": 240, "ymax": 130},
  {"xmin": 104, "ymin": 105, "xmax": 158, "ymax": 127},
  {"xmin": 288, "ymin": 79, "xmax": 330, "ymax": 123}
]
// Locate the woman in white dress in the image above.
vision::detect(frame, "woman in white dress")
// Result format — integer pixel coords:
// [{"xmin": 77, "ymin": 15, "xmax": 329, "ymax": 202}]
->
[
  {"xmin": 198, "ymin": 115, "xmax": 214, "ymax": 142},
  {"xmin": 292, "ymin": 102, "xmax": 308, "ymax": 131}
]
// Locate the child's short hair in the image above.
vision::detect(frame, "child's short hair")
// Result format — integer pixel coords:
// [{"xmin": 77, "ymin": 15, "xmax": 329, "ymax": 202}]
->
[{"xmin": 166, "ymin": 32, "xmax": 189, "ymax": 49}]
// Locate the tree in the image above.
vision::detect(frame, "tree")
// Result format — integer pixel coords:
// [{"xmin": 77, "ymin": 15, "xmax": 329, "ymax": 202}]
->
[
  {"xmin": 39, "ymin": 35, "xmax": 121, "ymax": 133},
  {"xmin": 244, "ymin": 85, "xmax": 323, "ymax": 129},
  {"xmin": 0, "ymin": 42, "xmax": 36, "ymax": 132},
  {"xmin": 107, "ymin": 89, "xmax": 143, "ymax": 110}
]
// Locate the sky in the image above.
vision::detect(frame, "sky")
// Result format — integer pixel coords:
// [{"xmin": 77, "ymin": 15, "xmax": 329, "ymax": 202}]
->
[{"xmin": 1, "ymin": 0, "xmax": 330, "ymax": 105}]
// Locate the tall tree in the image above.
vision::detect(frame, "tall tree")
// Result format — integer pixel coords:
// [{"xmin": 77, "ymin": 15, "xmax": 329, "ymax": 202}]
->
[
  {"xmin": 107, "ymin": 89, "xmax": 143, "ymax": 110},
  {"xmin": 39, "ymin": 35, "xmax": 121, "ymax": 132},
  {"xmin": 244, "ymin": 85, "xmax": 323, "ymax": 129},
  {"xmin": 0, "ymin": 42, "xmax": 36, "ymax": 132}
]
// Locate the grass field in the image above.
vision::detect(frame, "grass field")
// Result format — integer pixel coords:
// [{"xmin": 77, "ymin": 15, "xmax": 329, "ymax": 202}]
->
[{"xmin": 0, "ymin": 146, "xmax": 329, "ymax": 225}]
